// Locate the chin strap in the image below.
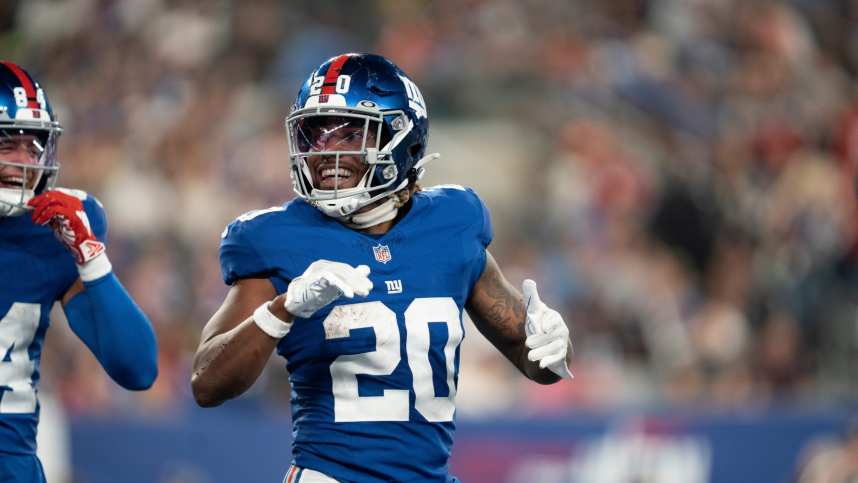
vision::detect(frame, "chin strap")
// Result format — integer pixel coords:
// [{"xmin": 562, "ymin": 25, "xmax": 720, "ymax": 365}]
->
[
  {"xmin": 410, "ymin": 152, "xmax": 440, "ymax": 181},
  {"xmin": 342, "ymin": 197, "xmax": 398, "ymax": 229},
  {"xmin": 0, "ymin": 188, "xmax": 34, "ymax": 217},
  {"xmin": 330, "ymin": 152, "xmax": 442, "ymax": 230}
]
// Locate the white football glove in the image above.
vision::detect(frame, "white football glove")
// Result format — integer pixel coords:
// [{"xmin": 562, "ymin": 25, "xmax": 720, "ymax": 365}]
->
[
  {"xmin": 523, "ymin": 279, "xmax": 573, "ymax": 379},
  {"xmin": 285, "ymin": 260, "xmax": 373, "ymax": 318}
]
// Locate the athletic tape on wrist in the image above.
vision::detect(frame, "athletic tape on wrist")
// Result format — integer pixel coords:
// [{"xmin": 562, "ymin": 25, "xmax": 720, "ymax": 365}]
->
[
  {"xmin": 253, "ymin": 302, "xmax": 293, "ymax": 339},
  {"xmin": 77, "ymin": 252, "xmax": 113, "ymax": 282}
]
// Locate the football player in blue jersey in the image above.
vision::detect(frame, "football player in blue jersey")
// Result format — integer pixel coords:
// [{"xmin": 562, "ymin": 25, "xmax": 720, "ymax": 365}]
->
[
  {"xmin": 0, "ymin": 61, "xmax": 158, "ymax": 482},
  {"xmin": 192, "ymin": 53, "xmax": 572, "ymax": 483}
]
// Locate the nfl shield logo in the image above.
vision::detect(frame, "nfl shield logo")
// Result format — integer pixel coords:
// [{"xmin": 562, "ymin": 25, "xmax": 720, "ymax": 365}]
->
[{"xmin": 372, "ymin": 244, "xmax": 392, "ymax": 264}]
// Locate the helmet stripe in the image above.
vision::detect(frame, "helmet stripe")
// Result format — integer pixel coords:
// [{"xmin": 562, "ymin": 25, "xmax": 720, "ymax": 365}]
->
[
  {"xmin": 0, "ymin": 61, "xmax": 39, "ymax": 109},
  {"xmin": 320, "ymin": 54, "xmax": 351, "ymax": 95}
]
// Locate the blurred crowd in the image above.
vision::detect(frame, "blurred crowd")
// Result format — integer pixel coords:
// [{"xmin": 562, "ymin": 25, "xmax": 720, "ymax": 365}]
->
[{"xmin": 3, "ymin": 0, "xmax": 858, "ymax": 418}]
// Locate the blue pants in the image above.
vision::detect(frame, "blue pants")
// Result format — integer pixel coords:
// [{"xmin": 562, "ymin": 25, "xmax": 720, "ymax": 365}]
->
[{"xmin": 0, "ymin": 454, "xmax": 46, "ymax": 483}]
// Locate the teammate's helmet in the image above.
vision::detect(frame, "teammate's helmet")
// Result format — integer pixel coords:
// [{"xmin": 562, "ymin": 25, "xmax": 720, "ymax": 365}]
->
[
  {"xmin": 286, "ymin": 53, "xmax": 430, "ymax": 217},
  {"xmin": 0, "ymin": 61, "xmax": 62, "ymax": 216}
]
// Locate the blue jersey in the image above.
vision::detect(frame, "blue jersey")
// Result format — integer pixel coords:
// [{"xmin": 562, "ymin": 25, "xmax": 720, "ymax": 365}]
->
[
  {"xmin": 0, "ymin": 189, "xmax": 106, "ymax": 455},
  {"xmin": 220, "ymin": 186, "xmax": 492, "ymax": 482}
]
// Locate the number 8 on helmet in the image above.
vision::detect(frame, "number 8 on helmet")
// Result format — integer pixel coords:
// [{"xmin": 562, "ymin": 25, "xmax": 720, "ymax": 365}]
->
[{"xmin": 0, "ymin": 61, "xmax": 62, "ymax": 217}]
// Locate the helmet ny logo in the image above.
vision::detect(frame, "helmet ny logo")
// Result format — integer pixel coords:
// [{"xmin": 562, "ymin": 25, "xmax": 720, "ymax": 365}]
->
[{"xmin": 372, "ymin": 244, "xmax": 392, "ymax": 264}]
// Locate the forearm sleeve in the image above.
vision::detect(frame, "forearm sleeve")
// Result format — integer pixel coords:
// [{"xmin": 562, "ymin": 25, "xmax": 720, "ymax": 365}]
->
[{"xmin": 63, "ymin": 273, "xmax": 158, "ymax": 390}]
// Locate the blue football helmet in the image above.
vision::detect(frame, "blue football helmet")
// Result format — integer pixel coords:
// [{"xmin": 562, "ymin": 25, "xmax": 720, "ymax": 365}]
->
[
  {"xmin": 0, "ymin": 61, "xmax": 62, "ymax": 216},
  {"xmin": 286, "ymin": 53, "xmax": 433, "ymax": 218}
]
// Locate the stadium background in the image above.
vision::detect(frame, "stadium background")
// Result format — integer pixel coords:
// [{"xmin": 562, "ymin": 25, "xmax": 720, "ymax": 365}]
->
[{"xmin": 3, "ymin": 0, "xmax": 858, "ymax": 481}]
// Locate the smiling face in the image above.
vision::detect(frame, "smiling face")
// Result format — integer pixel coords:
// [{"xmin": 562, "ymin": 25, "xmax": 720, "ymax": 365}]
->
[
  {"xmin": 293, "ymin": 115, "xmax": 379, "ymax": 191},
  {"xmin": 0, "ymin": 132, "xmax": 44, "ymax": 190}
]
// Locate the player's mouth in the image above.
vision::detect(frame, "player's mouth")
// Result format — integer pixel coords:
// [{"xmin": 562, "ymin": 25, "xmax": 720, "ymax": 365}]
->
[
  {"xmin": 316, "ymin": 164, "xmax": 362, "ymax": 190},
  {"xmin": 0, "ymin": 175, "xmax": 27, "ymax": 188}
]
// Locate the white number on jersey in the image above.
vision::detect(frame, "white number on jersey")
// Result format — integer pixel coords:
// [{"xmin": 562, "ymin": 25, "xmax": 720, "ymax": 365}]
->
[
  {"xmin": 0, "ymin": 303, "xmax": 40, "ymax": 414},
  {"xmin": 405, "ymin": 298, "xmax": 462, "ymax": 422},
  {"xmin": 325, "ymin": 302, "xmax": 408, "ymax": 422},
  {"xmin": 322, "ymin": 297, "xmax": 464, "ymax": 423}
]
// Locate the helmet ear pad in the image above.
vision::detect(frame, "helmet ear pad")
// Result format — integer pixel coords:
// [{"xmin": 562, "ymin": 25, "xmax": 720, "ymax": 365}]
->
[
  {"xmin": 409, "ymin": 142, "xmax": 423, "ymax": 159},
  {"xmin": 406, "ymin": 143, "xmax": 424, "ymax": 183}
]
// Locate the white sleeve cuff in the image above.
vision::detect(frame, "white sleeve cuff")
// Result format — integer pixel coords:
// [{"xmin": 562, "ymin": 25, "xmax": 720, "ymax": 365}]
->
[
  {"xmin": 253, "ymin": 302, "xmax": 293, "ymax": 339},
  {"xmin": 77, "ymin": 252, "xmax": 113, "ymax": 282}
]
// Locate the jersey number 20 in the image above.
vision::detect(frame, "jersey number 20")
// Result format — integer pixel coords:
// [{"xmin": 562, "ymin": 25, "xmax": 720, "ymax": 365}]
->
[{"xmin": 323, "ymin": 297, "xmax": 462, "ymax": 423}]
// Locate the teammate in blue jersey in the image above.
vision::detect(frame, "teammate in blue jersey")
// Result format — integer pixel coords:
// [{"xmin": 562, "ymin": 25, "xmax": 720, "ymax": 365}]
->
[
  {"xmin": 0, "ymin": 61, "xmax": 158, "ymax": 482},
  {"xmin": 192, "ymin": 53, "xmax": 572, "ymax": 482}
]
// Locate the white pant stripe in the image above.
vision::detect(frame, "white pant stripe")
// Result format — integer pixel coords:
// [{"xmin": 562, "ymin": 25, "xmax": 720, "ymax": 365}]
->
[{"xmin": 283, "ymin": 465, "xmax": 339, "ymax": 483}]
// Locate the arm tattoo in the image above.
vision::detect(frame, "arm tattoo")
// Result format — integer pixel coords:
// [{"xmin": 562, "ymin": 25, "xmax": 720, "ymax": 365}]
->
[
  {"xmin": 466, "ymin": 251, "xmax": 561, "ymax": 384},
  {"xmin": 480, "ymin": 261, "xmax": 526, "ymax": 340},
  {"xmin": 467, "ymin": 252, "xmax": 527, "ymax": 359}
]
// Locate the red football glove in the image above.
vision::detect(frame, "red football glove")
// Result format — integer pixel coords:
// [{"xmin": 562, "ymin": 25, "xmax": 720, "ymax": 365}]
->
[{"xmin": 28, "ymin": 190, "xmax": 106, "ymax": 265}]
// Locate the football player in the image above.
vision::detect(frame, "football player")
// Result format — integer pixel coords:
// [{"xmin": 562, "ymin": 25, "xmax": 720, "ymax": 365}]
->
[
  {"xmin": 0, "ymin": 61, "xmax": 158, "ymax": 482},
  {"xmin": 192, "ymin": 53, "xmax": 572, "ymax": 482}
]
